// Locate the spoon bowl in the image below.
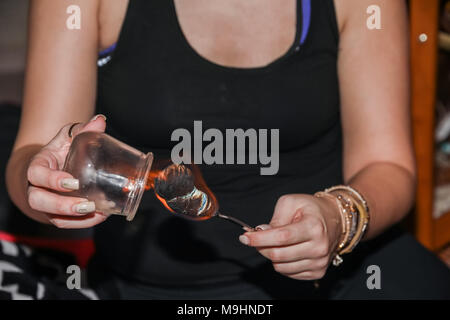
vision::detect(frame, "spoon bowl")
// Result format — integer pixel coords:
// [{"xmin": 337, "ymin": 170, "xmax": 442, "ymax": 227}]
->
[{"xmin": 153, "ymin": 163, "xmax": 255, "ymax": 231}]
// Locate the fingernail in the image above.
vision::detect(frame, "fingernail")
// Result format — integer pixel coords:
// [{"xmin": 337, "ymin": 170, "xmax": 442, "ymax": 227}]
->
[
  {"xmin": 90, "ymin": 114, "xmax": 107, "ymax": 122},
  {"xmin": 61, "ymin": 178, "xmax": 79, "ymax": 190},
  {"xmin": 73, "ymin": 201, "xmax": 96, "ymax": 214},
  {"xmin": 239, "ymin": 235, "xmax": 249, "ymax": 245},
  {"xmin": 255, "ymin": 224, "xmax": 271, "ymax": 231}
]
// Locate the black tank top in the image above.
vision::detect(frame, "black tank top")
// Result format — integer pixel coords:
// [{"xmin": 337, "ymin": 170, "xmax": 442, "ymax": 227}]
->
[{"xmin": 95, "ymin": 0, "xmax": 342, "ymax": 287}]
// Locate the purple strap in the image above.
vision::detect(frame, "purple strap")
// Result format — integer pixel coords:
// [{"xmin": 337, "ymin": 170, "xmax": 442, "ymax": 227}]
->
[
  {"xmin": 99, "ymin": 1, "xmax": 311, "ymax": 57},
  {"xmin": 99, "ymin": 43, "xmax": 117, "ymax": 56},
  {"xmin": 300, "ymin": 0, "xmax": 311, "ymax": 45}
]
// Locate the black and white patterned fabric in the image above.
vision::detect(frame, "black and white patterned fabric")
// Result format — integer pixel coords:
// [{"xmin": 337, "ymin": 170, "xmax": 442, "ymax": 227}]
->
[{"xmin": 0, "ymin": 239, "xmax": 97, "ymax": 300}]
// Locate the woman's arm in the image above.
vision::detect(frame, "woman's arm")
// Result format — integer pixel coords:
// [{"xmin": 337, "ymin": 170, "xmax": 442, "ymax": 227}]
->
[
  {"xmin": 337, "ymin": 0, "xmax": 415, "ymax": 238},
  {"xmin": 6, "ymin": 0, "xmax": 104, "ymax": 226},
  {"xmin": 240, "ymin": 0, "xmax": 415, "ymax": 279}
]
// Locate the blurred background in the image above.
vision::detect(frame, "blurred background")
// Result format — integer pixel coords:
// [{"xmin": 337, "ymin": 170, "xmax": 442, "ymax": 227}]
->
[
  {"xmin": 0, "ymin": 0, "xmax": 27, "ymax": 103},
  {"xmin": 0, "ymin": 0, "xmax": 449, "ymax": 269}
]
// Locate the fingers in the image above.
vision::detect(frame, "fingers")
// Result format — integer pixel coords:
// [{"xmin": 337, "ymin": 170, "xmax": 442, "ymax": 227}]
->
[
  {"xmin": 270, "ymin": 195, "xmax": 298, "ymax": 227},
  {"xmin": 270, "ymin": 194, "xmax": 311, "ymax": 227},
  {"xmin": 272, "ymin": 257, "xmax": 329, "ymax": 276},
  {"xmin": 27, "ymin": 186, "xmax": 95, "ymax": 216},
  {"xmin": 46, "ymin": 114, "xmax": 107, "ymax": 150},
  {"xmin": 27, "ymin": 114, "xmax": 108, "ymax": 192},
  {"xmin": 286, "ymin": 270, "xmax": 328, "ymax": 281},
  {"xmin": 46, "ymin": 212, "xmax": 109, "ymax": 229},
  {"xmin": 27, "ymin": 185, "xmax": 109, "ymax": 229},
  {"xmin": 257, "ymin": 241, "xmax": 314, "ymax": 263},
  {"xmin": 258, "ymin": 239, "xmax": 329, "ymax": 262},
  {"xmin": 240, "ymin": 219, "xmax": 311, "ymax": 247},
  {"xmin": 239, "ymin": 194, "xmax": 333, "ymax": 281},
  {"xmin": 27, "ymin": 158, "xmax": 78, "ymax": 192},
  {"xmin": 71, "ymin": 114, "xmax": 107, "ymax": 138},
  {"xmin": 259, "ymin": 241, "xmax": 330, "ymax": 280}
]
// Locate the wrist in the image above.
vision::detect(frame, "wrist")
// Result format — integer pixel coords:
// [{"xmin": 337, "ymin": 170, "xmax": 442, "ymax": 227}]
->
[{"xmin": 315, "ymin": 193, "xmax": 345, "ymax": 253}]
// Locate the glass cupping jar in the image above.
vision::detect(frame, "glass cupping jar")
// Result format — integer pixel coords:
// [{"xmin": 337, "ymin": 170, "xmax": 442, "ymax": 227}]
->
[{"xmin": 62, "ymin": 131, "xmax": 153, "ymax": 221}]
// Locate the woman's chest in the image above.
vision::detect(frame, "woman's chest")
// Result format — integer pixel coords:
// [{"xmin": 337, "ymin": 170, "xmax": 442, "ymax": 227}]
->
[{"xmin": 100, "ymin": 0, "xmax": 298, "ymax": 68}]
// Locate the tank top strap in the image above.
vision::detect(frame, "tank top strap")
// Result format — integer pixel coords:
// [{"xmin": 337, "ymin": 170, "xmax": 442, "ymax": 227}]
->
[
  {"xmin": 298, "ymin": 0, "xmax": 312, "ymax": 47},
  {"xmin": 295, "ymin": 0, "xmax": 339, "ymax": 52},
  {"xmin": 293, "ymin": 0, "xmax": 340, "ymax": 58}
]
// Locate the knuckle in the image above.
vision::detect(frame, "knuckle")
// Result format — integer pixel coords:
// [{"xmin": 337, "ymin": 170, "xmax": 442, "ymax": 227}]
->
[
  {"xmin": 314, "ymin": 243, "xmax": 329, "ymax": 257},
  {"xmin": 48, "ymin": 217, "xmax": 59, "ymax": 227},
  {"xmin": 26, "ymin": 185, "xmax": 34, "ymax": 196},
  {"xmin": 268, "ymin": 249, "xmax": 283, "ymax": 262},
  {"xmin": 293, "ymin": 272, "xmax": 312, "ymax": 281},
  {"xmin": 309, "ymin": 221, "xmax": 325, "ymax": 238},
  {"xmin": 272, "ymin": 263, "xmax": 284, "ymax": 273},
  {"xmin": 276, "ymin": 228, "xmax": 292, "ymax": 244},
  {"xmin": 46, "ymin": 172, "xmax": 56, "ymax": 189},
  {"xmin": 53, "ymin": 198, "xmax": 66, "ymax": 214},
  {"xmin": 270, "ymin": 218, "xmax": 283, "ymax": 227},
  {"xmin": 58, "ymin": 123, "xmax": 73, "ymax": 139},
  {"xmin": 27, "ymin": 189, "xmax": 40, "ymax": 210},
  {"xmin": 276, "ymin": 194, "xmax": 294, "ymax": 209},
  {"xmin": 322, "ymin": 242, "xmax": 330, "ymax": 255},
  {"xmin": 316, "ymin": 257, "xmax": 330, "ymax": 269},
  {"xmin": 48, "ymin": 173, "xmax": 59, "ymax": 190},
  {"xmin": 85, "ymin": 218, "xmax": 106, "ymax": 229},
  {"xmin": 26, "ymin": 165, "xmax": 36, "ymax": 184},
  {"xmin": 313, "ymin": 269, "xmax": 327, "ymax": 280},
  {"xmin": 50, "ymin": 218, "xmax": 68, "ymax": 229},
  {"xmin": 97, "ymin": 213, "xmax": 109, "ymax": 224}
]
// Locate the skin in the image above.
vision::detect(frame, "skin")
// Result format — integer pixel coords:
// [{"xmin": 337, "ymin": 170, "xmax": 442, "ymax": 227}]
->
[{"xmin": 6, "ymin": 0, "xmax": 415, "ymax": 281}]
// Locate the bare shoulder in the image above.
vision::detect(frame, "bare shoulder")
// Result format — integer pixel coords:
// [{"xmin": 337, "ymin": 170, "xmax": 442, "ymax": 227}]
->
[{"xmin": 98, "ymin": 0, "xmax": 129, "ymax": 51}]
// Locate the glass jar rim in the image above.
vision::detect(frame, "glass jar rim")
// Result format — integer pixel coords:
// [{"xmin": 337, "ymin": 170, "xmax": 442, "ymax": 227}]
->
[{"xmin": 123, "ymin": 152, "xmax": 154, "ymax": 221}]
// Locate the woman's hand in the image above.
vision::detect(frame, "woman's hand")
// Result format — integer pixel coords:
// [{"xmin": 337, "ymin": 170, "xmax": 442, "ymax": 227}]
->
[
  {"xmin": 239, "ymin": 194, "xmax": 342, "ymax": 280},
  {"xmin": 26, "ymin": 115, "xmax": 108, "ymax": 229}
]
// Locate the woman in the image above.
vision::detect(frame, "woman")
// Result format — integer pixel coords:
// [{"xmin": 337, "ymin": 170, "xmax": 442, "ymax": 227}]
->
[{"xmin": 6, "ymin": 0, "xmax": 450, "ymax": 299}]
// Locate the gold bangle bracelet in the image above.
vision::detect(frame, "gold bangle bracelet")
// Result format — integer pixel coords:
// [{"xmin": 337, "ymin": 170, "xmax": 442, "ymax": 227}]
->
[
  {"xmin": 315, "ymin": 185, "xmax": 370, "ymax": 266},
  {"xmin": 333, "ymin": 193, "xmax": 358, "ymax": 248},
  {"xmin": 329, "ymin": 189, "xmax": 370, "ymax": 255},
  {"xmin": 314, "ymin": 191, "xmax": 358, "ymax": 266},
  {"xmin": 324, "ymin": 185, "xmax": 370, "ymax": 214},
  {"xmin": 340, "ymin": 194, "xmax": 370, "ymax": 255}
]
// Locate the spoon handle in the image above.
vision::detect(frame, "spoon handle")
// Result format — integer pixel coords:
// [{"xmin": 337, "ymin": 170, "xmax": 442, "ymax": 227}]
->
[{"xmin": 216, "ymin": 212, "xmax": 255, "ymax": 232}]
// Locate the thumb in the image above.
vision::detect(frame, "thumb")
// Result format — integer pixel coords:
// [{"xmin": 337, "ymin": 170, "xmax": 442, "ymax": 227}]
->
[
  {"xmin": 47, "ymin": 115, "xmax": 107, "ymax": 150},
  {"xmin": 72, "ymin": 114, "xmax": 107, "ymax": 137},
  {"xmin": 270, "ymin": 195, "xmax": 307, "ymax": 228},
  {"xmin": 255, "ymin": 224, "xmax": 272, "ymax": 231}
]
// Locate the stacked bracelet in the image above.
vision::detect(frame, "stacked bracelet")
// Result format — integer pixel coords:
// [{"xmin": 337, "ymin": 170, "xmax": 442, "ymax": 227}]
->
[{"xmin": 314, "ymin": 185, "xmax": 370, "ymax": 266}]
